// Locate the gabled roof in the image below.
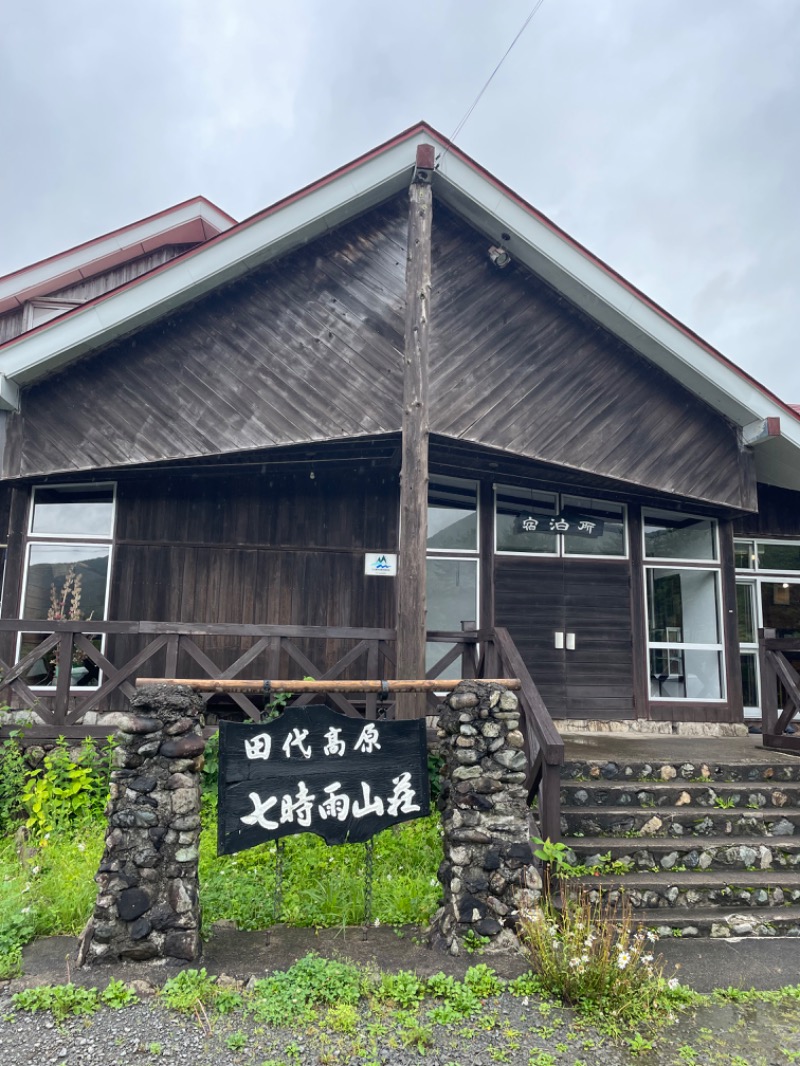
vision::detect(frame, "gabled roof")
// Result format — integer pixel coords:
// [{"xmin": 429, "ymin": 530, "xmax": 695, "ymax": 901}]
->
[
  {"xmin": 0, "ymin": 196, "xmax": 235, "ymax": 317},
  {"xmin": 0, "ymin": 122, "xmax": 798, "ymax": 490}
]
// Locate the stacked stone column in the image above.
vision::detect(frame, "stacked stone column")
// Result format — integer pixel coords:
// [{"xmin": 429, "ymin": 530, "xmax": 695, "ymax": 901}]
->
[
  {"xmin": 78, "ymin": 685, "xmax": 205, "ymax": 965},
  {"xmin": 429, "ymin": 680, "xmax": 541, "ymax": 955}
]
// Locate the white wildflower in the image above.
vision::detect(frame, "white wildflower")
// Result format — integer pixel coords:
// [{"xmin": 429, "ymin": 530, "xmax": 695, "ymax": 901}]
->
[
  {"xmin": 77, "ymin": 842, "xmax": 86, "ymax": 853},
  {"xmin": 616, "ymin": 951, "xmax": 631, "ymax": 970},
  {"xmin": 642, "ymin": 954, "xmax": 654, "ymax": 965},
  {"xmin": 646, "ymin": 931, "xmax": 658, "ymax": 942},
  {"xmin": 668, "ymin": 977, "xmax": 680, "ymax": 990},
  {"xmin": 569, "ymin": 958, "xmax": 582, "ymax": 968},
  {"xmin": 584, "ymin": 934, "xmax": 595, "ymax": 947},
  {"xmin": 21, "ymin": 906, "xmax": 31, "ymax": 915},
  {"xmin": 31, "ymin": 866, "xmax": 40, "ymax": 876},
  {"xmin": 373, "ymin": 918, "xmax": 380, "ymax": 927}
]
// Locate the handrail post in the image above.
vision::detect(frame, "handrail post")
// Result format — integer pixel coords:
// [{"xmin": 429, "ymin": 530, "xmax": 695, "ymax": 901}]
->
[{"xmin": 759, "ymin": 628, "xmax": 779, "ymax": 737}]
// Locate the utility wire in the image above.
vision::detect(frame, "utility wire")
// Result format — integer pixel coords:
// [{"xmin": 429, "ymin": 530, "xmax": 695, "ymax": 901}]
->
[{"xmin": 439, "ymin": 0, "xmax": 547, "ymax": 166}]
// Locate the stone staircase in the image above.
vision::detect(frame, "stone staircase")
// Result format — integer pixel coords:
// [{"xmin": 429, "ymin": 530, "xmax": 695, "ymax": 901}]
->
[{"xmin": 557, "ymin": 734, "xmax": 800, "ymax": 938}]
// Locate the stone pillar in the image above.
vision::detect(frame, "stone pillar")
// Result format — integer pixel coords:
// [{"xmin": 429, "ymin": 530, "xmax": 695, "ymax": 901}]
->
[
  {"xmin": 77, "ymin": 685, "xmax": 205, "ymax": 965},
  {"xmin": 429, "ymin": 680, "xmax": 541, "ymax": 955}
]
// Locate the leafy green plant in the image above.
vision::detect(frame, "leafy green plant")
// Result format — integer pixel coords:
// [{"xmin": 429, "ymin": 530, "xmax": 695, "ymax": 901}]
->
[
  {"xmin": 463, "ymin": 963, "xmax": 504, "ymax": 998},
  {"xmin": 0, "ymin": 728, "xmax": 28, "ymax": 831},
  {"xmin": 713, "ymin": 795, "xmax": 736, "ymax": 809},
  {"xmin": 225, "ymin": 1030, "xmax": 248, "ymax": 1051},
  {"xmin": 12, "ymin": 982, "xmax": 99, "ymax": 1023},
  {"xmin": 462, "ymin": 928, "xmax": 490, "ymax": 954},
  {"xmin": 100, "ymin": 978, "xmax": 139, "ymax": 1009},
  {"xmin": 374, "ymin": 969, "xmax": 425, "ymax": 1009},
  {"xmin": 160, "ymin": 968, "xmax": 219, "ymax": 1013},
  {"xmin": 249, "ymin": 953, "xmax": 366, "ymax": 1025},
  {"xmin": 20, "ymin": 736, "xmax": 112, "ymax": 842}
]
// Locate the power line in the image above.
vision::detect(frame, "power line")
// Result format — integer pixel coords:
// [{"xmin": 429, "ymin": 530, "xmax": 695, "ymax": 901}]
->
[{"xmin": 439, "ymin": 0, "xmax": 547, "ymax": 165}]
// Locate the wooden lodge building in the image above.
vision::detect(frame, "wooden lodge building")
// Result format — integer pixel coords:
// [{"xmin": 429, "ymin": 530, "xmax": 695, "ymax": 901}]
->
[{"xmin": 1, "ymin": 122, "xmax": 800, "ymax": 745}]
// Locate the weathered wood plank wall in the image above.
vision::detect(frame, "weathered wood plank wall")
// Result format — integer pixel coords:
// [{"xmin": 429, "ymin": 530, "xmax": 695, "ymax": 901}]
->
[{"xmin": 429, "ymin": 204, "xmax": 755, "ymax": 512}]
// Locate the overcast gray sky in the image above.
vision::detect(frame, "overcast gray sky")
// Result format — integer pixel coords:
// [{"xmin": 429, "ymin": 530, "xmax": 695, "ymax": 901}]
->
[{"xmin": 2, "ymin": 1, "xmax": 798, "ymax": 401}]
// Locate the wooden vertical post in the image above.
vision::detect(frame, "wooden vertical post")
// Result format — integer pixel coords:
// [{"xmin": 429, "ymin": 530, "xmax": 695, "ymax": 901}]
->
[{"xmin": 396, "ymin": 145, "xmax": 434, "ymax": 719}]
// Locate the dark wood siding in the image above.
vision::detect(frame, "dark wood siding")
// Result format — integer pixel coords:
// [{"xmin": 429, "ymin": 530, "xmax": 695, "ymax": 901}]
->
[
  {"xmin": 734, "ymin": 483, "xmax": 800, "ymax": 537},
  {"xmin": 495, "ymin": 556, "xmax": 633, "ymax": 719},
  {"xmin": 4, "ymin": 198, "xmax": 408, "ymax": 479},
  {"xmin": 429, "ymin": 203, "xmax": 755, "ymax": 512}
]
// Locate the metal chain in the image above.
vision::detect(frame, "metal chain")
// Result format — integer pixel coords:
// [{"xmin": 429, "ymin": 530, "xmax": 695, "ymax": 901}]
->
[
  {"xmin": 362, "ymin": 837, "xmax": 375, "ymax": 937},
  {"xmin": 273, "ymin": 837, "xmax": 285, "ymax": 925}
]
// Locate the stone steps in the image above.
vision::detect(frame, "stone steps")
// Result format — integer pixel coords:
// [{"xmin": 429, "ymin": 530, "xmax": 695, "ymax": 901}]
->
[
  {"xmin": 556, "ymin": 740, "xmax": 800, "ymax": 938},
  {"xmin": 561, "ymin": 780, "xmax": 800, "ymax": 809},
  {"xmin": 563, "ymin": 870, "xmax": 800, "ymax": 910},
  {"xmin": 561, "ymin": 757, "xmax": 800, "ymax": 784},
  {"xmin": 560, "ymin": 803, "xmax": 800, "ymax": 838},
  {"xmin": 562, "ymin": 834, "xmax": 800, "ymax": 872}
]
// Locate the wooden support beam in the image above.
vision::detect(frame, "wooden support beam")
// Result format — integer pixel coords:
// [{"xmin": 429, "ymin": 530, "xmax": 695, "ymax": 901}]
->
[
  {"xmin": 396, "ymin": 146, "xmax": 433, "ymax": 719},
  {"xmin": 136, "ymin": 678, "xmax": 522, "ymax": 693}
]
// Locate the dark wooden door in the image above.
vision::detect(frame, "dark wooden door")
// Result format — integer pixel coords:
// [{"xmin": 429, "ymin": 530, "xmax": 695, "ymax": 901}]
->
[{"xmin": 495, "ymin": 557, "xmax": 633, "ymax": 719}]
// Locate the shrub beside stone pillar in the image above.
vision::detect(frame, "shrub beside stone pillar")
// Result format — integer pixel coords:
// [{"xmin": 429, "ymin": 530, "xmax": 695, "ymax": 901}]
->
[
  {"xmin": 77, "ymin": 684, "xmax": 205, "ymax": 965},
  {"xmin": 429, "ymin": 680, "xmax": 541, "ymax": 955}
]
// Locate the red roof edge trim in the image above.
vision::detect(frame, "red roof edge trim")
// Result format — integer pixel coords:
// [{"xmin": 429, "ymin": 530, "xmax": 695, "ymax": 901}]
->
[{"xmin": 0, "ymin": 196, "xmax": 236, "ymax": 285}]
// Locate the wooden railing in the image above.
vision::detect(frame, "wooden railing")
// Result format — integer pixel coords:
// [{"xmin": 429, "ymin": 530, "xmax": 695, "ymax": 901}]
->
[
  {"xmin": 0, "ymin": 621, "xmax": 397, "ymax": 737},
  {"xmin": 0, "ymin": 619, "xmax": 563, "ymax": 840},
  {"xmin": 759, "ymin": 629, "xmax": 800, "ymax": 753}
]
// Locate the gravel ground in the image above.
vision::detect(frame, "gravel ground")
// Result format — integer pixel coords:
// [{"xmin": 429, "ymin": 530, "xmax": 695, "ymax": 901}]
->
[
  {"xmin": 2, "ymin": 989, "xmax": 800, "ymax": 1066},
  {"xmin": 2, "ymin": 928, "xmax": 800, "ymax": 1065}
]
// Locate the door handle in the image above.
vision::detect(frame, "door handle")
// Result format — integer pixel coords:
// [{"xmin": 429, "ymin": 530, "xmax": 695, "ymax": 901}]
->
[
  {"xmin": 566, "ymin": 632, "xmax": 576, "ymax": 651},
  {"xmin": 554, "ymin": 631, "xmax": 564, "ymax": 650}
]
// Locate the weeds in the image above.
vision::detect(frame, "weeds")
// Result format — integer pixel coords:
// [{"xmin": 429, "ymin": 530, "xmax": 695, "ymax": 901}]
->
[{"xmin": 518, "ymin": 885, "xmax": 699, "ymax": 1032}]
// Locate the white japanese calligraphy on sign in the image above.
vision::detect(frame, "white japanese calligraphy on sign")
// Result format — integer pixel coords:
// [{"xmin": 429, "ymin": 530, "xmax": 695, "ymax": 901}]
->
[
  {"xmin": 354, "ymin": 724, "xmax": 381, "ymax": 754},
  {"xmin": 282, "ymin": 728, "xmax": 312, "ymax": 759},
  {"xmin": 549, "ymin": 517, "xmax": 570, "ymax": 532},
  {"xmin": 240, "ymin": 792, "xmax": 279, "ymax": 830},
  {"xmin": 318, "ymin": 782, "xmax": 350, "ymax": 821},
  {"xmin": 280, "ymin": 782, "xmax": 316, "ymax": 827},
  {"xmin": 323, "ymin": 727, "xmax": 346, "ymax": 757},
  {"xmin": 244, "ymin": 733, "xmax": 272, "ymax": 761},
  {"xmin": 386, "ymin": 772, "xmax": 420, "ymax": 817},
  {"xmin": 522, "ymin": 516, "xmax": 539, "ymax": 532},
  {"xmin": 352, "ymin": 782, "xmax": 385, "ymax": 817},
  {"xmin": 577, "ymin": 520, "xmax": 596, "ymax": 533}
]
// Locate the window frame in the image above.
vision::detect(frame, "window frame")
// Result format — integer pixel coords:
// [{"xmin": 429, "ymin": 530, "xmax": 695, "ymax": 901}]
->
[
  {"xmin": 494, "ymin": 485, "xmax": 628, "ymax": 560},
  {"xmin": 19, "ymin": 482, "xmax": 117, "ymax": 691}
]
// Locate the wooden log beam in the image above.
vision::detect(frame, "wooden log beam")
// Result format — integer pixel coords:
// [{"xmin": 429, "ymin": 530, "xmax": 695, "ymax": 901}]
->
[
  {"xmin": 396, "ymin": 145, "xmax": 434, "ymax": 719},
  {"xmin": 135, "ymin": 677, "xmax": 522, "ymax": 693}
]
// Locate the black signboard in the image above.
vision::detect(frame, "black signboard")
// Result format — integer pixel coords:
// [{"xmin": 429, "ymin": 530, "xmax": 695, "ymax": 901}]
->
[
  {"xmin": 514, "ymin": 511, "xmax": 605, "ymax": 538},
  {"xmin": 217, "ymin": 707, "xmax": 430, "ymax": 854}
]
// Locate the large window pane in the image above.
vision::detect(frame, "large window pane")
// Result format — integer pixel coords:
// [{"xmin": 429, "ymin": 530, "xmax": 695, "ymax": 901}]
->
[
  {"xmin": 427, "ymin": 480, "xmax": 477, "ymax": 551},
  {"xmin": 23, "ymin": 544, "xmax": 110, "ymax": 621},
  {"xmin": 735, "ymin": 540, "xmax": 755, "ymax": 569},
  {"xmin": 761, "ymin": 581, "xmax": 800, "ymax": 638},
  {"xmin": 648, "ymin": 648, "xmax": 723, "ymax": 700},
  {"xmin": 425, "ymin": 558, "xmax": 477, "ymax": 679},
  {"xmin": 495, "ymin": 486, "xmax": 558, "ymax": 554},
  {"xmin": 562, "ymin": 496, "xmax": 625, "ymax": 556},
  {"xmin": 736, "ymin": 582, "xmax": 756, "ymax": 644},
  {"xmin": 31, "ymin": 485, "xmax": 114, "ymax": 537},
  {"xmin": 757, "ymin": 543, "xmax": 800, "ymax": 572},
  {"xmin": 644, "ymin": 510, "xmax": 717, "ymax": 561},
  {"xmin": 647, "ymin": 568, "xmax": 720, "ymax": 644}
]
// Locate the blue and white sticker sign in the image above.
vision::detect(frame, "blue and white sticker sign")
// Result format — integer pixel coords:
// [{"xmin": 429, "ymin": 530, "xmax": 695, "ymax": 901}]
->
[
  {"xmin": 364, "ymin": 552, "xmax": 397, "ymax": 576},
  {"xmin": 217, "ymin": 706, "xmax": 429, "ymax": 853}
]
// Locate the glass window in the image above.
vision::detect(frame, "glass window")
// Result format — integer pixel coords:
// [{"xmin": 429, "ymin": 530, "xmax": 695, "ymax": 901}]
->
[
  {"xmin": 427, "ymin": 480, "xmax": 477, "ymax": 552},
  {"xmin": 643, "ymin": 510, "xmax": 717, "ymax": 561},
  {"xmin": 734, "ymin": 540, "xmax": 755, "ymax": 569},
  {"xmin": 757, "ymin": 543, "xmax": 800, "ymax": 572},
  {"xmin": 425, "ymin": 558, "xmax": 478, "ymax": 679},
  {"xmin": 760, "ymin": 581, "xmax": 800, "ymax": 639},
  {"xmin": 562, "ymin": 496, "xmax": 625, "ymax": 556},
  {"xmin": 741, "ymin": 653, "xmax": 759, "ymax": 708},
  {"xmin": 646, "ymin": 567, "xmax": 724, "ymax": 700},
  {"xmin": 31, "ymin": 484, "xmax": 114, "ymax": 537},
  {"xmin": 736, "ymin": 582, "xmax": 756, "ymax": 644},
  {"xmin": 23, "ymin": 544, "xmax": 110, "ymax": 621},
  {"xmin": 495, "ymin": 487, "xmax": 559, "ymax": 555},
  {"xmin": 21, "ymin": 484, "xmax": 115, "ymax": 688}
]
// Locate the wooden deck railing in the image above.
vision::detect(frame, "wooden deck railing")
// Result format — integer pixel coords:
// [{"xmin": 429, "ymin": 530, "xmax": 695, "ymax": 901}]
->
[
  {"xmin": 759, "ymin": 629, "xmax": 800, "ymax": 753},
  {"xmin": 0, "ymin": 618, "xmax": 563, "ymax": 841}
]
